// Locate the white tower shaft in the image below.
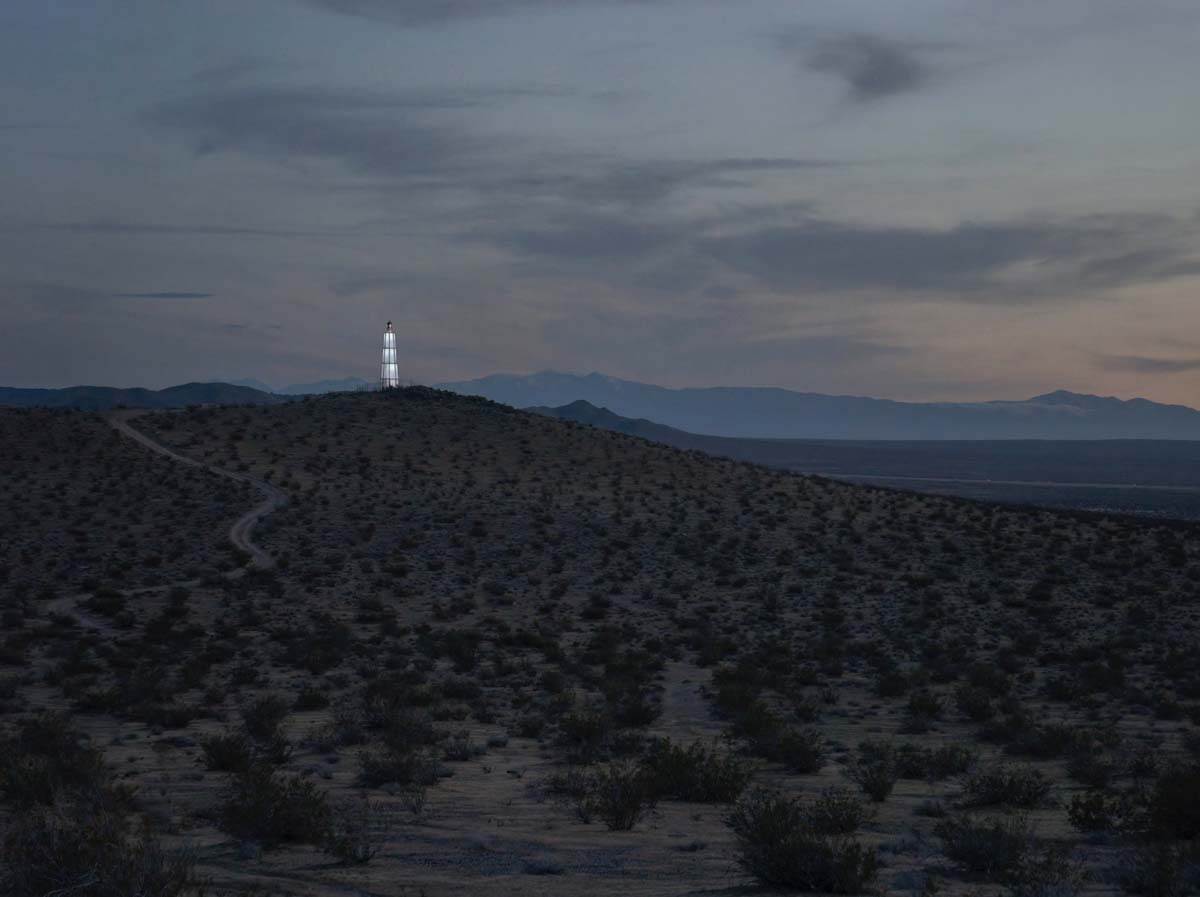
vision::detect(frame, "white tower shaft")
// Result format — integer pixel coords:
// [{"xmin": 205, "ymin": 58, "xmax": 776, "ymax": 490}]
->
[{"xmin": 381, "ymin": 322, "xmax": 399, "ymax": 389}]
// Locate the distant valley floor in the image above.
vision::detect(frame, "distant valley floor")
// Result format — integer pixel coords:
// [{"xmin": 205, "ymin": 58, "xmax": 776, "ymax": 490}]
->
[
  {"xmin": 836, "ymin": 472, "xmax": 1200, "ymax": 521},
  {"xmin": 531, "ymin": 401, "xmax": 1200, "ymax": 520}
]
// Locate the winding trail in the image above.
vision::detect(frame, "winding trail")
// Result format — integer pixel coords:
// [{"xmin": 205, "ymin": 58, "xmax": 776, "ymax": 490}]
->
[
  {"xmin": 45, "ymin": 411, "xmax": 286, "ymax": 628},
  {"xmin": 109, "ymin": 410, "xmax": 287, "ymax": 569}
]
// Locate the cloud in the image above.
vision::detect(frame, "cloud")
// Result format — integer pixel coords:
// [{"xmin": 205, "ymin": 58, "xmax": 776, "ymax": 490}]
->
[
  {"xmin": 111, "ymin": 292, "xmax": 213, "ymax": 300},
  {"xmin": 299, "ymin": 0, "xmax": 664, "ymax": 27},
  {"xmin": 142, "ymin": 85, "xmax": 497, "ymax": 180},
  {"xmin": 143, "ymin": 84, "xmax": 832, "ymax": 210},
  {"xmin": 782, "ymin": 31, "xmax": 936, "ymax": 102},
  {"xmin": 1096, "ymin": 354, "xmax": 1200, "ymax": 374},
  {"xmin": 44, "ymin": 220, "xmax": 329, "ymax": 238},
  {"xmin": 553, "ymin": 157, "xmax": 837, "ymax": 207},
  {"xmin": 29, "ymin": 283, "xmax": 212, "ymax": 309},
  {"xmin": 700, "ymin": 214, "xmax": 1200, "ymax": 298},
  {"xmin": 481, "ymin": 211, "xmax": 679, "ymax": 261},
  {"xmin": 476, "ymin": 209, "xmax": 1200, "ymax": 300}
]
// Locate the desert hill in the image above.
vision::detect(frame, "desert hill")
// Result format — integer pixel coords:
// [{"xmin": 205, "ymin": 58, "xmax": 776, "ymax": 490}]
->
[
  {"xmin": 0, "ymin": 381, "xmax": 283, "ymax": 411},
  {"xmin": 443, "ymin": 370, "xmax": 1200, "ymax": 440},
  {"xmin": 2, "ymin": 387, "xmax": 1199, "ymax": 895}
]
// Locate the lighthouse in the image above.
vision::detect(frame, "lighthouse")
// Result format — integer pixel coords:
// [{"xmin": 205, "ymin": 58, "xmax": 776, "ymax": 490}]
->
[{"xmin": 380, "ymin": 321, "xmax": 399, "ymax": 389}]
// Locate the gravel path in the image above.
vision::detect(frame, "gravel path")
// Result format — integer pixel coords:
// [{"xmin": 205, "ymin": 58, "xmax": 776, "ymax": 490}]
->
[{"xmin": 45, "ymin": 410, "xmax": 287, "ymax": 629}]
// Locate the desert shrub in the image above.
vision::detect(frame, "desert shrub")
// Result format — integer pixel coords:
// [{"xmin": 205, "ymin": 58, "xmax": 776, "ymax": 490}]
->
[
  {"xmin": 955, "ymin": 684, "xmax": 996, "ymax": 722},
  {"xmin": 1066, "ymin": 750, "xmax": 1121, "ymax": 789},
  {"xmin": 847, "ymin": 740, "xmax": 900, "ymax": 802},
  {"xmin": 737, "ymin": 699, "xmax": 785, "ymax": 741},
  {"xmin": 0, "ymin": 805, "xmax": 199, "ymax": 897},
  {"xmin": 906, "ymin": 689, "xmax": 943, "ymax": 719},
  {"xmin": 442, "ymin": 676, "xmax": 482, "ymax": 701},
  {"xmin": 322, "ymin": 797, "xmax": 388, "ymax": 865},
  {"xmin": 254, "ymin": 733, "xmax": 295, "ymax": 766},
  {"xmin": 771, "ymin": 727, "xmax": 827, "ymax": 774},
  {"xmin": 961, "ymin": 763, "xmax": 1053, "ymax": 809},
  {"xmin": 512, "ymin": 711, "xmax": 546, "ymax": 738},
  {"xmin": 200, "ymin": 731, "xmax": 256, "ymax": 773},
  {"xmin": 726, "ymin": 788, "xmax": 878, "ymax": 893},
  {"xmin": 331, "ymin": 705, "xmax": 368, "ymax": 746},
  {"xmin": 379, "ymin": 710, "xmax": 437, "ymax": 754},
  {"xmin": 792, "ymin": 695, "xmax": 822, "ymax": 723},
  {"xmin": 218, "ymin": 765, "xmax": 330, "ymax": 847},
  {"xmin": 442, "ymin": 732, "xmax": 483, "ymax": 762},
  {"xmin": 545, "ymin": 766, "xmax": 593, "ymax": 801},
  {"xmin": 293, "ymin": 686, "xmax": 330, "ymax": 711},
  {"xmin": 558, "ymin": 699, "xmax": 612, "ymax": 763},
  {"xmin": 896, "ymin": 742, "xmax": 928, "ymax": 778},
  {"xmin": 1005, "ymin": 723, "xmax": 1090, "ymax": 761},
  {"xmin": 357, "ymin": 748, "xmax": 437, "ymax": 788},
  {"xmin": 927, "ymin": 744, "xmax": 978, "ymax": 779},
  {"xmin": 1068, "ymin": 789, "xmax": 1127, "ymax": 833},
  {"xmin": 1114, "ymin": 842, "xmax": 1200, "ymax": 897},
  {"xmin": 640, "ymin": 737, "xmax": 751, "ymax": 802},
  {"xmin": 241, "ymin": 695, "xmax": 290, "ymax": 741},
  {"xmin": 896, "ymin": 742, "xmax": 977, "ymax": 780},
  {"xmin": 809, "ymin": 786, "xmax": 872, "ymax": 836},
  {"xmin": 1183, "ymin": 731, "xmax": 1200, "ymax": 758},
  {"xmin": 935, "ymin": 812, "xmax": 1033, "ymax": 877},
  {"xmin": 0, "ymin": 713, "xmax": 108, "ymax": 808},
  {"xmin": 1148, "ymin": 764, "xmax": 1200, "ymax": 839},
  {"xmin": 1006, "ymin": 841, "xmax": 1087, "ymax": 897},
  {"xmin": 583, "ymin": 760, "xmax": 657, "ymax": 831}
]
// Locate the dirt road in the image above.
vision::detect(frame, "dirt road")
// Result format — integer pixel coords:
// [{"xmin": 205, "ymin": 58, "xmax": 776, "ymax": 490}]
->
[{"xmin": 109, "ymin": 410, "xmax": 286, "ymax": 569}]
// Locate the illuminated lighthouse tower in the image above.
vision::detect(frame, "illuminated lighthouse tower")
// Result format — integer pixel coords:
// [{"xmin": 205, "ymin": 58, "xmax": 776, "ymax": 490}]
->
[{"xmin": 380, "ymin": 321, "xmax": 399, "ymax": 389}]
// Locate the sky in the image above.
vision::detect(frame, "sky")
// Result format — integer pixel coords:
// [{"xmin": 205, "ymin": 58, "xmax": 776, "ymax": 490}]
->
[{"xmin": 2, "ymin": 0, "xmax": 1200, "ymax": 402}]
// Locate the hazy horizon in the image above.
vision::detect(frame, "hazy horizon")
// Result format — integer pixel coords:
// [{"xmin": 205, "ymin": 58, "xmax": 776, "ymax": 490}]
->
[{"xmin": 4, "ymin": 1, "xmax": 1200, "ymax": 404}]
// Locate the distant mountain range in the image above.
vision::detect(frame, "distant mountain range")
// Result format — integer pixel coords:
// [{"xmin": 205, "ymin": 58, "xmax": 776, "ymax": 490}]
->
[
  {"xmin": 0, "ymin": 382, "xmax": 285, "ymax": 411},
  {"xmin": 228, "ymin": 377, "xmax": 372, "ymax": 395},
  {"xmin": 529, "ymin": 399, "xmax": 1200, "ymax": 484},
  {"xmin": 444, "ymin": 371, "xmax": 1200, "ymax": 440}
]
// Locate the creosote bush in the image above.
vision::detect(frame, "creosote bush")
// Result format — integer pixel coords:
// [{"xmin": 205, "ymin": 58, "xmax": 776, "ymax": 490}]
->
[
  {"xmin": 579, "ymin": 760, "xmax": 657, "ymax": 831},
  {"xmin": 218, "ymin": 764, "xmax": 330, "ymax": 847},
  {"xmin": 847, "ymin": 740, "xmax": 900, "ymax": 802},
  {"xmin": 0, "ymin": 713, "xmax": 108, "ymax": 808},
  {"xmin": 641, "ymin": 737, "xmax": 751, "ymax": 802},
  {"xmin": 961, "ymin": 763, "xmax": 1053, "ymax": 809},
  {"xmin": 0, "ymin": 805, "xmax": 200, "ymax": 897},
  {"xmin": 726, "ymin": 787, "xmax": 877, "ymax": 894},
  {"xmin": 1067, "ymin": 789, "xmax": 1128, "ymax": 833},
  {"xmin": 241, "ymin": 695, "xmax": 291, "ymax": 741},
  {"xmin": 1149, "ymin": 764, "xmax": 1200, "ymax": 839},
  {"xmin": 200, "ymin": 731, "xmax": 257, "ymax": 773},
  {"xmin": 935, "ymin": 812, "xmax": 1033, "ymax": 878},
  {"xmin": 1114, "ymin": 842, "xmax": 1200, "ymax": 897},
  {"xmin": 323, "ymin": 797, "xmax": 388, "ymax": 865}
]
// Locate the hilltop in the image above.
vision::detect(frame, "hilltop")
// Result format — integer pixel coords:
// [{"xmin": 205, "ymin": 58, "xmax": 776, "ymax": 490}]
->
[{"xmin": 2, "ymin": 388, "xmax": 1199, "ymax": 895}]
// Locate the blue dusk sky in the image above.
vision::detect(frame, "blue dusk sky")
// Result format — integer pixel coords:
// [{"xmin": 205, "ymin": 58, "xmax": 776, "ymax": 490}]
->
[{"xmin": 3, "ymin": 0, "xmax": 1200, "ymax": 400}]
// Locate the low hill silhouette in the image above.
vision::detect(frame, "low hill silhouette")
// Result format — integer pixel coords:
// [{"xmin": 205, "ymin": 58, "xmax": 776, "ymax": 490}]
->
[{"xmin": 0, "ymin": 381, "xmax": 283, "ymax": 410}]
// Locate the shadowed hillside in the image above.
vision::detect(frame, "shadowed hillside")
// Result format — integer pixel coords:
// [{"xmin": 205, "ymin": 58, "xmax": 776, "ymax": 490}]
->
[
  {"xmin": 0, "ymin": 408, "xmax": 257, "ymax": 601},
  {"xmin": 2, "ymin": 388, "xmax": 1199, "ymax": 895}
]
